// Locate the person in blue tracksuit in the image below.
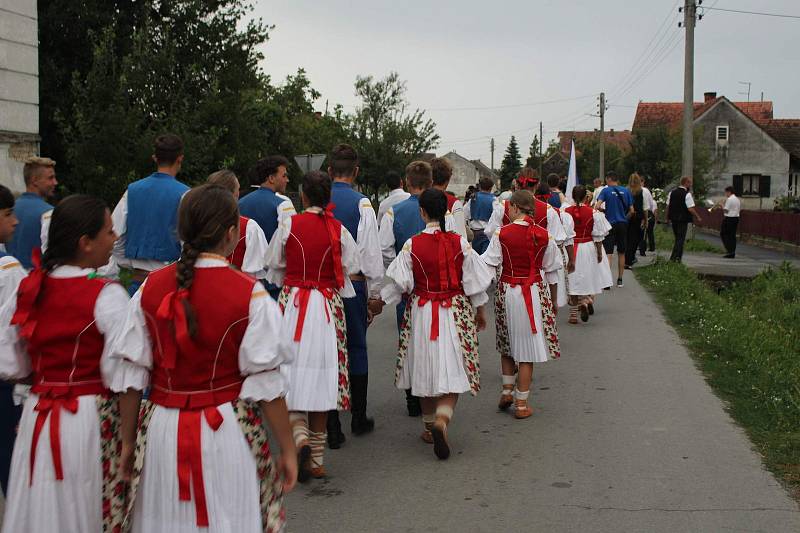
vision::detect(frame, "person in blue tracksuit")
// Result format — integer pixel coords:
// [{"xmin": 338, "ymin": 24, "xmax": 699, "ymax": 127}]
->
[
  {"xmin": 6, "ymin": 157, "xmax": 57, "ymax": 270},
  {"xmin": 325, "ymin": 144, "xmax": 385, "ymax": 448},
  {"xmin": 0, "ymin": 185, "xmax": 26, "ymax": 496},
  {"xmin": 238, "ymin": 155, "xmax": 296, "ymax": 299},
  {"xmin": 378, "ymin": 161, "xmax": 438, "ymax": 417},
  {"xmin": 109, "ymin": 134, "xmax": 190, "ymax": 295},
  {"xmin": 464, "ymin": 177, "xmax": 499, "ymax": 255}
]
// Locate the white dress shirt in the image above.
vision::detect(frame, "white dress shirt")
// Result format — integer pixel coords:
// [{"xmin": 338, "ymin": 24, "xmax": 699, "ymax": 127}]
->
[
  {"xmin": 377, "ymin": 188, "xmax": 410, "ymax": 225},
  {"xmin": 642, "ymin": 187, "xmax": 657, "ymax": 214},
  {"xmin": 723, "ymin": 194, "xmax": 741, "ymax": 217}
]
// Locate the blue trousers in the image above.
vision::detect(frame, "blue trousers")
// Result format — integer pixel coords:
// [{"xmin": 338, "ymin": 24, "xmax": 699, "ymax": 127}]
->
[
  {"xmin": 0, "ymin": 382, "xmax": 21, "ymax": 496},
  {"xmin": 127, "ymin": 279, "xmax": 143, "ymax": 297},
  {"xmin": 471, "ymin": 229, "xmax": 490, "ymax": 255},
  {"xmin": 344, "ymin": 280, "xmax": 369, "ymax": 376}
]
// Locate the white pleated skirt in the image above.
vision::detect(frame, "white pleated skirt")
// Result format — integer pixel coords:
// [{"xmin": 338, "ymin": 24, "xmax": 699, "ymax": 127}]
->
[
  {"xmin": 503, "ymin": 284, "xmax": 550, "ymax": 363},
  {"xmin": 396, "ymin": 301, "xmax": 471, "ymax": 397},
  {"xmin": 1, "ymin": 394, "xmax": 103, "ymax": 533},
  {"xmin": 568, "ymin": 241, "xmax": 614, "ymax": 295},
  {"xmin": 131, "ymin": 403, "xmax": 263, "ymax": 533},
  {"xmin": 280, "ymin": 287, "xmax": 339, "ymax": 412}
]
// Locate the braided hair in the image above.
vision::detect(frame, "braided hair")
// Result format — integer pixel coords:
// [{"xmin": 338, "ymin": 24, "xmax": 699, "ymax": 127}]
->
[
  {"xmin": 571, "ymin": 185, "xmax": 588, "ymax": 225},
  {"xmin": 302, "ymin": 170, "xmax": 332, "ymax": 209},
  {"xmin": 41, "ymin": 195, "xmax": 108, "ymax": 271},
  {"xmin": 419, "ymin": 188, "xmax": 448, "ymax": 233},
  {"xmin": 509, "ymin": 190, "xmax": 535, "ymax": 217},
  {"xmin": 175, "ymin": 184, "xmax": 239, "ymax": 336}
]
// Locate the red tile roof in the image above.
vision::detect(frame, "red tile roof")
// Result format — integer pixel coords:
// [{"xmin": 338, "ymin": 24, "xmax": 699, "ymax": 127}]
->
[
  {"xmin": 557, "ymin": 130, "xmax": 632, "ymax": 155},
  {"xmin": 632, "ymin": 98, "xmax": 773, "ymax": 130},
  {"xmin": 759, "ymin": 119, "xmax": 800, "ymax": 159}
]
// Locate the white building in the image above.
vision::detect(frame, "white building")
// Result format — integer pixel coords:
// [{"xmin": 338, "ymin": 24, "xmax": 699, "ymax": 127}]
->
[{"xmin": 1, "ymin": 0, "xmax": 39, "ymax": 193}]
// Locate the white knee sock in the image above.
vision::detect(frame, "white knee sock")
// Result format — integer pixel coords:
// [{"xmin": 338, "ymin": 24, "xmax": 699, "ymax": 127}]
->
[
  {"xmin": 290, "ymin": 412, "xmax": 309, "ymax": 447},
  {"xmin": 515, "ymin": 389, "xmax": 530, "ymax": 401},
  {"xmin": 501, "ymin": 375, "xmax": 516, "ymax": 395},
  {"xmin": 436, "ymin": 405, "xmax": 454, "ymax": 423}
]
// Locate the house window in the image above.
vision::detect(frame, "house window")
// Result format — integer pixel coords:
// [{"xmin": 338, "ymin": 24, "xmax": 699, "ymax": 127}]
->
[
  {"xmin": 742, "ymin": 174, "xmax": 759, "ymax": 196},
  {"xmin": 734, "ymin": 174, "xmax": 771, "ymax": 197},
  {"xmin": 716, "ymin": 126, "xmax": 729, "ymax": 141},
  {"xmin": 790, "ymin": 173, "xmax": 800, "ymax": 197}
]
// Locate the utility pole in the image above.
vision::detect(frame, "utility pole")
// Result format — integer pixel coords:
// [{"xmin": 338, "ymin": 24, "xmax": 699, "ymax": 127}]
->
[
  {"xmin": 490, "ymin": 138, "xmax": 495, "ymax": 170},
  {"xmin": 680, "ymin": 0, "xmax": 697, "ymax": 179},
  {"xmin": 599, "ymin": 92, "xmax": 606, "ymax": 180},
  {"xmin": 538, "ymin": 121, "xmax": 543, "ymax": 177}
]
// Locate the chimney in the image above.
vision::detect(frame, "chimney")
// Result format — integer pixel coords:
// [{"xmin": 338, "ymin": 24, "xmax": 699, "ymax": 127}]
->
[{"xmin": 704, "ymin": 92, "xmax": 717, "ymax": 103}]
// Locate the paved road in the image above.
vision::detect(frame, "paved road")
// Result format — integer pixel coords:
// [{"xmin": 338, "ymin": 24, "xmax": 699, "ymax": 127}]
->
[{"xmin": 285, "ymin": 275, "xmax": 800, "ymax": 532}]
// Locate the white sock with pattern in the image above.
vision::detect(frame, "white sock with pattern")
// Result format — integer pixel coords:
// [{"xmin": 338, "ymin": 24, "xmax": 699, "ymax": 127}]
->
[
  {"xmin": 290, "ymin": 412, "xmax": 309, "ymax": 447},
  {"xmin": 309, "ymin": 431, "xmax": 326, "ymax": 468}
]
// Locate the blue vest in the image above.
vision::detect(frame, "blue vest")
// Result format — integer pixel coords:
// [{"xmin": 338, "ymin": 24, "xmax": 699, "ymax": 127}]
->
[
  {"xmin": 548, "ymin": 191, "xmax": 562, "ymax": 208},
  {"xmin": 392, "ymin": 195, "xmax": 426, "ymax": 254},
  {"xmin": 470, "ymin": 191, "xmax": 495, "ymax": 222},
  {"xmin": 330, "ymin": 182, "xmax": 364, "ymax": 242},
  {"xmin": 125, "ymin": 172, "xmax": 189, "ymax": 262},
  {"xmin": 7, "ymin": 192, "xmax": 52, "ymax": 269},
  {"xmin": 238, "ymin": 187, "xmax": 287, "ymax": 242}
]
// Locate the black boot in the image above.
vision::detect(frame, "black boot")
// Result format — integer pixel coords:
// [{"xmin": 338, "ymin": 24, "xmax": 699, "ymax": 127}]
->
[
  {"xmin": 326, "ymin": 410, "xmax": 346, "ymax": 449},
  {"xmin": 350, "ymin": 374, "xmax": 375, "ymax": 435},
  {"xmin": 405, "ymin": 388, "xmax": 422, "ymax": 417}
]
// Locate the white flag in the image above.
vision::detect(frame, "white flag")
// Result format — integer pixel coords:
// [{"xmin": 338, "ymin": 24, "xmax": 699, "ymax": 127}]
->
[{"xmin": 565, "ymin": 140, "xmax": 577, "ymax": 204}]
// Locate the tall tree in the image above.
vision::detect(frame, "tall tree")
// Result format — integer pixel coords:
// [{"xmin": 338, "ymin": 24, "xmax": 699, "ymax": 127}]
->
[
  {"xmin": 526, "ymin": 135, "xmax": 542, "ymax": 169},
  {"xmin": 499, "ymin": 136, "xmax": 522, "ymax": 188},
  {"xmin": 347, "ymin": 72, "xmax": 439, "ymax": 202},
  {"xmin": 575, "ymin": 136, "xmax": 625, "ymax": 184}
]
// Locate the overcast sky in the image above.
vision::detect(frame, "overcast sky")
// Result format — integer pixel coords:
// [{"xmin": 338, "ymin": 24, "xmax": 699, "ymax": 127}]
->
[{"xmin": 252, "ymin": 0, "xmax": 800, "ymax": 166}]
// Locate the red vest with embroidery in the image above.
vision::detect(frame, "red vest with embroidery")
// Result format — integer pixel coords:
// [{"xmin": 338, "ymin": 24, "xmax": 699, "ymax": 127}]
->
[
  {"xmin": 284, "ymin": 212, "xmax": 343, "ymax": 290},
  {"xmin": 565, "ymin": 205, "xmax": 595, "ymax": 243},
  {"xmin": 141, "ymin": 264, "xmax": 255, "ymax": 407},
  {"xmin": 498, "ymin": 222, "xmax": 549, "ymax": 285},
  {"xmin": 24, "ymin": 276, "xmax": 110, "ymax": 394},
  {"xmin": 503, "ymin": 199, "xmax": 549, "ymax": 228},
  {"xmin": 410, "ymin": 231, "xmax": 464, "ymax": 295},
  {"xmin": 445, "ymin": 192, "xmax": 458, "ymax": 212},
  {"xmin": 227, "ymin": 216, "xmax": 249, "ymax": 270}
]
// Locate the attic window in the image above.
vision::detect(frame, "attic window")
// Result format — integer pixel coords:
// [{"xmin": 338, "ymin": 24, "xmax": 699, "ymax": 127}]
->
[{"xmin": 716, "ymin": 126, "xmax": 729, "ymax": 141}]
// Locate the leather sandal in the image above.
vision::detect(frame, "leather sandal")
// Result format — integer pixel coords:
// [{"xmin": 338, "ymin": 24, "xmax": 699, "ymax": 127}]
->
[
  {"xmin": 498, "ymin": 390, "xmax": 514, "ymax": 411},
  {"xmin": 514, "ymin": 399, "xmax": 532, "ymax": 419},
  {"xmin": 420, "ymin": 429, "xmax": 433, "ymax": 444},
  {"xmin": 431, "ymin": 419, "xmax": 451, "ymax": 460},
  {"xmin": 310, "ymin": 465, "xmax": 327, "ymax": 479}
]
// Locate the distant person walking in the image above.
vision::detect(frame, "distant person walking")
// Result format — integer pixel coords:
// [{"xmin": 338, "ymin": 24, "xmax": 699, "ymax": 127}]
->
[
  {"xmin": 639, "ymin": 176, "xmax": 657, "ymax": 256},
  {"xmin": 624, "ymin": 173, "xmax": 646, "ymax": 269},
  {"xmin": 6, "ymin": 157, "xmax": 57, "ymax": 269},
  {"xmin": 595, "ymin": 171, "xmax": 633, "ymax": 287},
  {"xmin": 377, "ymin": 171, "xmax": 409, "ymax": 225},
  {"xmin": 464, "ymin": 177, "xmax": 499, "ymax": 254},
  {"xmin": 719, "ymin": 186, "xmax": 740, "ymax": 258},
  {"xmin": 666, "ymin": 176, "xmax": 702, "ymax": 263}
]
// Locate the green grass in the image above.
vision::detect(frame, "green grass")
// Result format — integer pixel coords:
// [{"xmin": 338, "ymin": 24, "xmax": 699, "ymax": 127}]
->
[
  {"xmin": 653, "ymin": 224, "xmax": 724, "ymax": 254},
  {"xmin": 636, "ymin": 259, "xmax": 800, "ymax": 497}
]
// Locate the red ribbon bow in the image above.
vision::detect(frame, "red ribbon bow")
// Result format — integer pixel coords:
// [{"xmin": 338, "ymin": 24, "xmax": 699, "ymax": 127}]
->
[
  {"xmin": 30, "ymin": 394, "xmax": 79, "ymax": 485},
  {"xmin": 292, "ymin": 285, "xmax": 333, "ymax": 341},
  {"xmin": 11, "ymin": 248, "xmax": 45, "ymax": 342},
  {"xmin": 155, "ymin": 288, "xmax": 191, "ymax": 369},
  {"xmin": 417, "ymin": 295, "xmax": 454, "ymax": 340},
  {"xmin": 177, "ymin": 406, "xmax": 224, "ymax": 527},
  {"xmin": 518, "ymin": 216, "xmax": 542, "ymax": 335},
  {"xmin": 323, "ymin": 204, "xmax": 344, "ymax": 289}
]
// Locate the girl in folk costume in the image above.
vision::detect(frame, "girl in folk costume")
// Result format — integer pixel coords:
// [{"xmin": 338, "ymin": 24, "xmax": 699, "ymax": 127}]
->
[
  {"xmin": 207, "ymin": 169, "xmax": 270, "ymax": 278},
  {"xmin": 264, "ymin": 171, "xmax": 359, "ymax": 480},
  {"xmin": 563, "ymin": 185, "xmax": 613, "ymax": 324},
  {"xmin": 481, "ymin": 190, "xmax": 563, "ymax": 419},
  {"xmin": 111, "ymin": 184, "xmax": 296, "ymax": 532},
  {"xmin": 377, "ymin": 189, "xmax": 492, "ymax": 460},
  {"xmin": 0, "ymin": 195, "xmax": 130, "ymax": 532},
  {"xmin": 534, "ymin": 182, "xmax": 574, "ymax": 309}
]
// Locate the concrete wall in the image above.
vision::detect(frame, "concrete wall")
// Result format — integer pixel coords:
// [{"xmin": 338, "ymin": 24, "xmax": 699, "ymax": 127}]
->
[
  {"xmin": 442, "ymin": 152, "xmax": 480, "ymax": 198},
  {"xmin": 697, "ymin": 101, "xmax": 789, "ymax": 209},
  {"xmin": 0, "ymin": 0, "xmax": 39, "ymax": 192}
]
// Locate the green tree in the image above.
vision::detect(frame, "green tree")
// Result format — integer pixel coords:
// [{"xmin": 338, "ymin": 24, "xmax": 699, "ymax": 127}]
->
[
  {"xmin": 499, "ymin": 136, "xmax": 522, "ymax": 188},
  {"xmin": 575, "ymin": 136, "xmax": 625, "ymax": 184},
  {"xmin": 526, "ymin": 135, "xmax": 542, "ymax": 169},
  {"xmin": 347, "ymin": 72, "xmax": 439, "ymax": 203}
]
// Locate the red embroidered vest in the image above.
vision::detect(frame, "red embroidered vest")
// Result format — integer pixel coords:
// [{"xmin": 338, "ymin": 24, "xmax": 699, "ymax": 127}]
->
[
  {"xmin": 498, "ymin": 221, "xmax": 549, "ymax": 285},
  {"xmin": 445, "ymin": 192, "xmax": 458, "ymax": 212},
  {"xmin": 284, "ymin": 212, "xmax": 343, "ymax": 290},
  {"xmin": 141, "ymin": 264, "xmax": 255, "ymax": 408},
  {"xmin": 565, "ymin": 205, "xmax": 595, "ymax": 243},
  {"xmin": 503, "ymin": 199, "xmax": 549, "ymax": 227},
  {"xmin": 227, "ymin": 216, "xmax": 249, "ymax": 270}
]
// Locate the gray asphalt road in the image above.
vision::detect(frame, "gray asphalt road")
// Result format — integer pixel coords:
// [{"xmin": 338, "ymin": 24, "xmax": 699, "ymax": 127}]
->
[{"xmin": 285, "ymin": 275, "xmax": 800, "ymax": 532}]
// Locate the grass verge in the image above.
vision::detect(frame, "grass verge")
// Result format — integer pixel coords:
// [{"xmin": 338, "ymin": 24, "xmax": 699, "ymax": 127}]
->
[
  {"xmin": 636, "ymin": 258, "xmax": 800, "ymax": 498},
  {"xmin": 653, "ymin": 223, "xmax": 723, "ymax": 254}
]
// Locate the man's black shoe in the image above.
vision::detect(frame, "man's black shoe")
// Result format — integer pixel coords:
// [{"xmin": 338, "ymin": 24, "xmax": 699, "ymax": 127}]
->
[
  {"xmin": 723, "ymin": 254, "xmax": 735, "ymax": 259},
  {"xmin": 327, "ymin": 411, "xmax": 346, "ymax": 449},
  {"xmin": 350, "ymin": 374, "xmax": 375, "ymax": 435},
  {"xmin": 406, "ymin": 389, "xmax": 422, "ymax": 417}
]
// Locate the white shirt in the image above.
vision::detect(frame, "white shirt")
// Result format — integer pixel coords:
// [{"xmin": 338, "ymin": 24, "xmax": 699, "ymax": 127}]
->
[
  {"xmin": 481, "ymin": 219, "xmax": 563, "ymax": 286},
  {"xmin": 377, "ymin": 188, "xmax": 410, "ymax": 225},
  {"xmin": 108, "ymin": 190, "xmax": 178, "ymax": 274},
  {"xmin": 723, "ymin": 194, "xmax": 741, "ymax": 217},
  {"xmin": 240, "ymin": 218, "xmax": 270, "ymax": 278},
  {"xmin": 642, "ymin": 187, "xmax": 657, "ymax": 214},
  {"xmin": 448, "ymin": 197, "xmax": 468, "ymax": 241},
  {"xmin": 668, "ymin": 187, "xmax": 695, "ymax": 209},
  {"xmin": 591, "ymin": 185, "xmax": 606, "ymax": 207},
  {"xmin": 39, "ymin": 209, "xmax": 54, "ymax": 255},
  {"xmin": 378, "ymin": 203, "xmax": 456, "ymax": 268}
]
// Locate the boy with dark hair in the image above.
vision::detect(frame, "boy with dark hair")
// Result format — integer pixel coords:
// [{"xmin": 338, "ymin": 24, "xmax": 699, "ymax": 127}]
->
[
  {"xmin": 0, "ymin": 184, "xmax": 26, "ymax": 497},
  {"xmin": 464, "ymin": 177, "xmax": 499, "ymax": 254},
  {"xmin": 546, "ymin": 173, "xmax": 562, "ymax": 208},
  {"xmin": 109, "ymin": 133, "xmax": 190, "ymax": 294},
  {"xmin": 431, "ymin": 157, "xmax": 468, "ymax": 239},
  {"xmin": 378, "ymin": 171, "xmax": 409, "ymax": 225},
  {"xmin": 326, "ymin": 143, "xmax": 385, "ymax": 447}
]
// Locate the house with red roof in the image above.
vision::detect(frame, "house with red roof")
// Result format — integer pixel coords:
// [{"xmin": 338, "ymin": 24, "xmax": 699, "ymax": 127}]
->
[{"xmin": 633, "ymin": 92, "xmax": 800, "ymax": 209}]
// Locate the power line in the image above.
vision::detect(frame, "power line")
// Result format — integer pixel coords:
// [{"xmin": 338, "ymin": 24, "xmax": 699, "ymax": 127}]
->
[
  {"xmin": 425, "ymin": 94, "xmax": 595, "ymax": 112},
  {"xmin": 701, "ymin": 6, "xmax": 800, "ymax": 20},
  {"xmin": 614, "ymin": 31, "xmax": 682, "ymax": 100}
]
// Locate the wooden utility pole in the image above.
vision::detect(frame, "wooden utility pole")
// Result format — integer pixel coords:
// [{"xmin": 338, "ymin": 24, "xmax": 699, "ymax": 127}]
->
[
  {"xmin": 681, "ymin": 0, "xmax": 697, "ymax": 179},
  {"xmin": 490, "ymin": 138, "xmax": 495, "ymax": 170},
  {"xmin": 538, "ymin": 121, "xmax": 543, "ymax": 177},
  {"xmin": 599, "ymin": 92, "xmax": 606, "ymax": 180}
]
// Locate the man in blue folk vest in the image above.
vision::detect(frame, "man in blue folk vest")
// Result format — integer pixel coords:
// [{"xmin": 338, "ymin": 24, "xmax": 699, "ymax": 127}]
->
[
  {"xmin": 464, "ymin": 177, "xmax": 499, "ymax": 254},
  {"xmin": 238, "ymin": 155, "xmax": 296, "ymax": 299},
  {"xmin": 378, "ymin": 160, "xmax": 436, "ymax": 417},
  {"xmin": 6, "ymin": 157, "xmax": 57, "ymax": 269},
  {"xmin": 110, "ymin": 134, "xmax": 190, "ymax": 295},
  {"xmin": 325, "ymin": 144, "xmax": 385, "ymax": 449}
]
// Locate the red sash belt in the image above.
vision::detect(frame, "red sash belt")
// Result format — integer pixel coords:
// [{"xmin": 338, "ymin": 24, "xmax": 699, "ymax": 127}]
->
[
  {"xmin": 150, "ymin": 386, "xmax": 240, "ymax": 527},
  {"xmin": 29, "ymin": 380, "xmax": 106, "ymax": 485},
  {"xmin": 284, "ymin": 280, "xmax": 336, "ymax": 341},
  {"xmin": 499, "ymin": 274, "xmax": 544, "ymax": 334},
  {"xmin": 413, "ymin": 288, "xmax": 463, "ymax": 340},
  {"xmin": 573, "ymin": 236, "xmax": 593, "ymax": 261}
]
